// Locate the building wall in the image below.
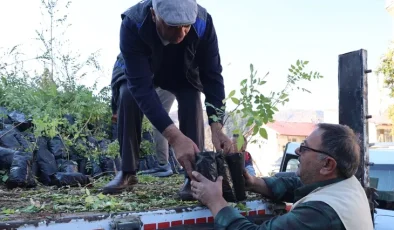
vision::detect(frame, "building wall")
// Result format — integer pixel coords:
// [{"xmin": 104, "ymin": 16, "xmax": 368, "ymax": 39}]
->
[
  {"xmin": 245, "ymin": 126, "xmax": 279, "ymax": 177},
  {"xmin": 244, "ymin": 127, "xmax": 310, "ymax": 177},
  {"xmin": 368, "ymin": 122, "xmax": 378, "ymax": 143},
  {"xmin": 277, "ymin": 135, "xmax": 307, "ymax": 152}
]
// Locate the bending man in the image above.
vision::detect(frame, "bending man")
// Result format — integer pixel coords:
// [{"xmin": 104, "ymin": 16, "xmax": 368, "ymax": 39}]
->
[{"xmin": 103, "ymin": 0, "xmax": 232, "ymax": 200}]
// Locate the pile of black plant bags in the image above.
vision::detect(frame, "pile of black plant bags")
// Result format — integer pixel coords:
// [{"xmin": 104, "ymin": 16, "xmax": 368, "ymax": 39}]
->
[
  {"xmin": 195, "ymin": 151, "xmax": 247, "ymax": 202},
  {"xmin": 0, "ymin": 107, "xmax": 184, "ymax": 190},
  {"xmin": 0, "ymin": 108, "xmax": 122, "ymax": 189}
]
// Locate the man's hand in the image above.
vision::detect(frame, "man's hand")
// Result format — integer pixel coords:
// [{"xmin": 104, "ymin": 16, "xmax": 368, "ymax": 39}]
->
[
  {"xmin": 211, "ymin": 123, "xmax": 232, "ymax": 153},
  {"xmin": 243, "ymin": 169, "xmax": 257, "ymax": 192},
  {"xmin": 163, "ymin": 124, "xmax": 200, "ymax": 179},
  {"xmin": 243, "ymin": 169, "xmax": 273, "ymax": 198},
  {"xmin": 111, "ymin": 114, "xmax": 117, "ymax": 123},
  {"xmin": 191, "ymin": 171, "xmax": 228, "ymax": 217}
]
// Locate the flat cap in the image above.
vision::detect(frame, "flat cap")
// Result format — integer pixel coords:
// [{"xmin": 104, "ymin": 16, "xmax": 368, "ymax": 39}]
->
[{"xmin": 152, "ymin": 0, "xmax": 198, "ymax": 26}]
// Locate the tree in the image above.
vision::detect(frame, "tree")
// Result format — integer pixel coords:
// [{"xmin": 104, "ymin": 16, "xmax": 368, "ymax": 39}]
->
[
  {"xmin": 376, "ymin": 45, "xmax": 394, "ymax": 96},
  {"xmin": 376, "ymin": 44, "xmax": 394, "ymax": 135}
]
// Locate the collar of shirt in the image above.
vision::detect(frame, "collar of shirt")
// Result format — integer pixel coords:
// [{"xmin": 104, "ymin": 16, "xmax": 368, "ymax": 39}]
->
[
  {"xmin": 294, "ymin": 177, "xmax": 346, "ymax": 202},
  {"xmin": 157, "ymin": 29, "xmax": 169, "ymax": 46}
]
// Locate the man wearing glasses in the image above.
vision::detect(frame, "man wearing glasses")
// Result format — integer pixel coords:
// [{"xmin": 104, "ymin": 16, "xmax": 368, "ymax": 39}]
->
[
  {"xmin": 191, "ymin": 123, "xmax": 373, "ymax": 229},
  {"xmin": 102, "ymin": 0, "xmax": 232, "ymax": 200}
]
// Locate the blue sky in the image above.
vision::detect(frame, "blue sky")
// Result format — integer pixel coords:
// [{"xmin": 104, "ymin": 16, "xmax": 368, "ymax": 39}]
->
[{"xmin": 0, "ymin": 0, "xmax": 392, "ymax": 114}]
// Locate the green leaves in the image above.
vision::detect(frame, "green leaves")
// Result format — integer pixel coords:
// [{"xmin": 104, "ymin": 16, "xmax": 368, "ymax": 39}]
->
[
  {"xmin": 206, "ymin": 60, "xmax": 322, "ymax": 147},
  {"xmin": 377, "ymin": 47, "xmax": 394, "ymax": 97},
  {"xmin": 259, "ymin": 128, "xmax": 268, "ymax": 139},
  {"xmin": 228, "ymin": 89, "xmax": 236, "ymax": 98},
  {"xmin": 231, "ymin": 97, "xmax": 240, "ymax": 105}
]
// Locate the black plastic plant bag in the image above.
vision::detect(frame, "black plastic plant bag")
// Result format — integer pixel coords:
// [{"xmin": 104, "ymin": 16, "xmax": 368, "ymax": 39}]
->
[
  {"xmin": 36, "ymin": 137, "xmax": 58, "ymax": 185},
  {"xmin": 48, "ymin": 136, "xmax": 68, "ymax": 159},
  {"xmin": 0, "ymin": 128, "xmax": 22, "ymax": 150},
  {"xmin": 6, "ymin": 151, "xmax": 36, "ymax": 189},
  {"xmin": 90, "ymin": 159, "xmax": 102, "ymax": 177},
  {"xmin": 51, "ymin": 172, "xmax": 90, "ymax": 187},
  {"xmin": 195, "ymin": 151, "xmax": 237, "ymax": 202},
  {"xmin": 63, "ymin": 114, "xmax": 75, "ymax": 125},
  {"xmin": 195, "ymin": 151, "xmax": 218, "ymax": 182},
  {"xmin": 100, "ymin": 156, "xmax": 117, "ymax": 175},
  {"xmin": 78, "ymin": 157, "xmax": 88, "ymax": 175},
  {"xmin": 86, "ymin": 136, "xmax": 98, "ymax": 149},
  {"xmin": 98, "ymin": 139, "xmax": 110, "ymax": 152},
  {"xmin": 7, "ymin": 110, "xmax": 32, "ymax": 132},
  {"xmin": 139, "ymin": 157, "xmax": 148, "ymax": 171},
  {"xmin": 57, "ymin": 159, "xmax": 78, "ymax": 173},
  {"xmin": 14, "ymin": 132, "xmax": 33, "ymax": 152},
  {"xmin": 0, "ymin": 107, "xmax": 12, "ymax": 125},
  {"xmin": 216, "ymin": 152, "xmax": 237, "ymax": 202},
  {"xmin": 225, "ymin": 152, "xmax": 247, "ymax": 201},
  {"xmin": 0, "ymin": 147, "xmax": 17, "ymax": 170}
]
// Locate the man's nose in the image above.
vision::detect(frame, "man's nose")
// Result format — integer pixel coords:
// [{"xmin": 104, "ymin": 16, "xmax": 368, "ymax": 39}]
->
[
  {"xmin": 177, "ymin": 27, "xmax": 188, "ymax": 36},
  {"xmin": 295, "ymin": 147, "xmax": 301, "ymax": 156}
]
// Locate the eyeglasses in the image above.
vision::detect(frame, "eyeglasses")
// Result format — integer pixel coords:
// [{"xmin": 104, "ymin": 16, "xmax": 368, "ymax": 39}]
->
[{"xmin": 299, "ymin": 144, "xmax": 337, "ymax": 161}]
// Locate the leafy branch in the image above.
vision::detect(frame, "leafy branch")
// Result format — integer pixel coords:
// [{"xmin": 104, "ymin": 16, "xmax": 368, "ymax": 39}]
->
[{"xmin": 207, "ymin": 60, "xmax": 323, "ymax": 150}]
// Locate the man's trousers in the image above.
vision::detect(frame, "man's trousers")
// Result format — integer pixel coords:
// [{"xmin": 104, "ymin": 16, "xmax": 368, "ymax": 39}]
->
[{"xmin": 114, "ymin": 80, "xmax": 205, "ymax": 173}]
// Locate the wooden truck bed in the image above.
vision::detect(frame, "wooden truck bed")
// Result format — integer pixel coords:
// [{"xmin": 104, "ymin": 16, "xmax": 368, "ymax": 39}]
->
[{"xmin": 0, "ymin": 174, "xmax": 275, "ymax": 230}]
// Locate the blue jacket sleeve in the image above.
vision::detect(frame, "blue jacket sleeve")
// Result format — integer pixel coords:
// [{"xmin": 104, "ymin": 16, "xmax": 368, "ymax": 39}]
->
[
  {"xmin": 197, "ymin": 14, "xmax": 226, "ymax": 126},
  {"xmin": 119, "ymin": 17, "xmax": 174, "ymax": 133}
]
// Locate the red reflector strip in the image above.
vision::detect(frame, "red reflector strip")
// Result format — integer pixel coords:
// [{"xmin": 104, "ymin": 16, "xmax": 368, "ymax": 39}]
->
[
  {"xmin": 196, "ymin": 217, "xmax": 207, "ymax": 224},
  {"xmin": 184, "ymin": 219, "xmax": 195, "ymax": 225},
  {"xmin": 158, "ymin": 222, "xmax": 170, "ymax": 228},
  {"xmin": 141, "ymin": 202, "xmax": 270, "ymax": 229},
  {"xmin": 248, "ymin": 211, "xmax": 257, "ymax": 216},
  {"xmin": 144, "ymin": 223, "xmax": 156, "ymax": 230},
  {"xmin": 171, "ymin": 220, "xmax": 182, "ymax": 226}
]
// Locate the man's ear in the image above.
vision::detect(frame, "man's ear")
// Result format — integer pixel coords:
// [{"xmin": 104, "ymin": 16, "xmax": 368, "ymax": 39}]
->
[
  {"xmin": 320, "ymin": 158, "xmax": 337, "ymax": 176},
  {"xmin": 150, "ymin": 7, "xmax": 156, "ymax": 23}
]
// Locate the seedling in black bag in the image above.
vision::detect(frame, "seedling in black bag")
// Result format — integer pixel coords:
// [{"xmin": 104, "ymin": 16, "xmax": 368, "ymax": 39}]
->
[
  {"xmin": 225, "ymin": 152, "xmax": 247, "ymax": 201},
  {"xmin": 195, "ymin": 151, "xmax": 246, "ymax": 202}
]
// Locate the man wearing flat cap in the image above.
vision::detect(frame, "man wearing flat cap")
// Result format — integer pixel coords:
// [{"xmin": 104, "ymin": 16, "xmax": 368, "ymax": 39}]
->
[{"xmin": 102, "ymin": 0, "xmax": 232, "ymax": 200}]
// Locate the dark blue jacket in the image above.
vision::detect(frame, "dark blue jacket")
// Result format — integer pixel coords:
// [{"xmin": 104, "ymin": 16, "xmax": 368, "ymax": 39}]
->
[{"xmin": 117, "ymin": 0, "xmax": 225, "ymax": 133}]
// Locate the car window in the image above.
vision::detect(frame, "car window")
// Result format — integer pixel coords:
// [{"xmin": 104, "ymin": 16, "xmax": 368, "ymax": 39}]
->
[
  {"xmin": 286, "ymin": 159, "xmax": 299, "ymax": 172},
  {"xmin": 370, "ymin": 164, "xmax": 394, "ymax": 211}
]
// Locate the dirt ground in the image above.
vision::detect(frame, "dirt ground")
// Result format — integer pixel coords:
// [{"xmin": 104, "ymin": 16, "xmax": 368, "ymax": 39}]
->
[{"xmin": 0, "ymin": 174, "xmax": 260, "ymax": 222}]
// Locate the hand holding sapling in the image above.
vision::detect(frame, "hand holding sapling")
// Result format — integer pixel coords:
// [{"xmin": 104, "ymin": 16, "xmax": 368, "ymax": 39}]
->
[
  {"xmin": 211, "ymin": 122, "xmax": 233, "ymax": 153},
  {"xmin": 163, "ymin": 124, "xmax": 199, "ymax": 180}
]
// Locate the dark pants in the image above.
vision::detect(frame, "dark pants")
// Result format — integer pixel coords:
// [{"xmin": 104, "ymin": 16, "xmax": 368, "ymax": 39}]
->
[{"xmin": 115, "ymin": 81, "xmax": 205, "ymax": 175}]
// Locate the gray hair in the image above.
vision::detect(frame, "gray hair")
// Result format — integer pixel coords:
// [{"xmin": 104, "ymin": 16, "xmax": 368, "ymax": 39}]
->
[{"xmin": 317, "ymin": 123, "xmax": 360, "ymax": 178}]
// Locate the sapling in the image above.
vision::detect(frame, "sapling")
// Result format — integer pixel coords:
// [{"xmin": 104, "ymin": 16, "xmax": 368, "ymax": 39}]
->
[{"xmin": 206, "ymin": 60, "xmax": 323, "ymax": 151}]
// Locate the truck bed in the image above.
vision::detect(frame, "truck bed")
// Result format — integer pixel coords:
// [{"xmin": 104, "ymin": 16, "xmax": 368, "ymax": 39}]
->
[{"xmin": 0, "ymin": 174, "xmax": 262, "ymax": 223}]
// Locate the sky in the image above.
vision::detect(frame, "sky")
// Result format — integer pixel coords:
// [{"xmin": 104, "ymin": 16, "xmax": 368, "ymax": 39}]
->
[{"xmin": 0, "ymin": 0, "xmax": 393, "ymax": 115}]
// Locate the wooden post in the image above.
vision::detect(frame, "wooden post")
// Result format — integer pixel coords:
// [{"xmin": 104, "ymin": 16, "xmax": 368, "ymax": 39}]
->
[{"xmin": 338, "ymin": 49, "xmax": 370, "ymax": 188}]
